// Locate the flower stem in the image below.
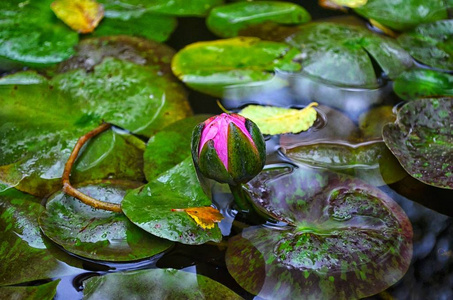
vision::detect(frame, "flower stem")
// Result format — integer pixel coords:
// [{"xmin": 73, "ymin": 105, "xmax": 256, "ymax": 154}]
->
[
  {"xmin": 228, "ymin": 184, "xmax": 254, "ymax": 213},
  {"xmin": 62, "ymin": 122, "xmax": 122, "ymax": 213}
]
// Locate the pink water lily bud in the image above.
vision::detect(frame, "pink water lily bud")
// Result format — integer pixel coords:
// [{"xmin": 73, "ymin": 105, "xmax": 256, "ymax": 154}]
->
[{"xmin": 192, "ymin": 113, "xmax": 266, "ymax": 185}]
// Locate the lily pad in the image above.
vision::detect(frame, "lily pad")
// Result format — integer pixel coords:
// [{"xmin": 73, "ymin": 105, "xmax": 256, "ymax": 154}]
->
[
  {"xmin": 171, "ymin": 37, "xmax": 301, "ymax": 97},
  {"xmin": 39, "ymin": 181, "xmax": 173, "ymax": 261},
  {"xmin": 397, "ymin": 20, "xmax": 453, "ymax": 71},
  {"xmin": 354, "ymin": 0, "xmax": 450, "ymax": 31},
  {"xmin": 0, "ymin": 280, "xmax": 60, "ymax": 300},
  {"xmin": 226, "ymin": 166, "xmax": 413, "ymax": 299},
  {"xmin": 99, "ymin": 0, "xmax": 224, "ymax": 17},
  {"xmin": 206, "ymin": 1, "xmax": 311, "ymax": 38},
  {"xmin": 122, "ymin": 157, "xmax": 222, "ymax": 245},
  {"xmin": 83, "ymin": 268, "xmax": 242, "ymax": 299},
  {"xmin": 383, "ymin": 98, "xmax": 453, "ymax": 189},
  {"xmin": 144, "ymin": 115, "xmax": 210, "ymax": 181},
  {"xmin": 284, "ymin": 142, "xmax": 407, "ymax": 186},
  {"xmin": 285, "ymin": 22, "xmax": 413, "ymax": 87},
  {"xmin": 393, "ymin": 69, "xmax": 453, "ymax": 100},
  {"xmin": 0, "ymin": 188, "xmax": 82, "ymax": 286},
  {"xmin": 0, "ymin": 0, "xmax": 78, "ymax": 69}
]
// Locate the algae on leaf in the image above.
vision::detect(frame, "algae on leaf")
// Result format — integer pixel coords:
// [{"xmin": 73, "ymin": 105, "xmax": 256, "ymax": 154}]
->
[{"xmin": 383, "ymin": 98, "xmax": 453, "ymax": 189}]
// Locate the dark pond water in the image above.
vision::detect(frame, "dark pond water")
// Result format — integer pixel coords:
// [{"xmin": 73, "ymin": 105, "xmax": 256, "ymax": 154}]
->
[{"xmin": 2, "ymin": 1, "xmax": 453, "ymax": 299}]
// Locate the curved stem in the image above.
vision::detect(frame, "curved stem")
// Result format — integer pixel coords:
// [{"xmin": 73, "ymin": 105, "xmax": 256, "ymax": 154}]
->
[
  {"xmin": 228, "ymin": 184, "xmax": 254, "ymax": 213},
  {"xmin": 62, "ymin": 122, "xmax": 122, "ymax": 213}
]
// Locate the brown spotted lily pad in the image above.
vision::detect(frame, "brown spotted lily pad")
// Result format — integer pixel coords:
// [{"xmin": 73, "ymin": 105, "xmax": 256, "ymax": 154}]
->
[
  {"xmin": 226, "ymin": 166, "xmax": 413, "ymax": 299},
  {"xmin": 383, "ymin": 98, "xmax": 453, "ymax": 189}
]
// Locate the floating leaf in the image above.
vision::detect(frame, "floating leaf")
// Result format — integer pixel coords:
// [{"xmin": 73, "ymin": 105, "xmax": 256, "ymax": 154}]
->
[
  {"xmin": 122, "ymin": 157, "xmax": 222, "ymax": 245},
  {"xmin": 172, "ymin": 207, "xmax": 224, "ymax": 230},
  {"xmin": 226, "ymin": 166, "xmax": 412, "ymax": 299},
  {"xmin": 354, "ymin": 0, "xmax": 449, "ymax": 31},
  {"xmin": 206, "ymin": 1, "xmax": 310, "ymax": 38},
  {"xmin": 99, "ymin": 0, "xmax": 224, "ymax": 17},
  {"xmin": 284, "ymin": 142, "xmax": 406, "ymax": 186},
  {"xmin": 285, "ymin": 22, "xmax": 413, "ymax": 87},
  {"xmin": 398, "ymin": 20, "xmax": 453, "ymax": 71},
  {"xmin": 144, "ymin": 115, "xmax": 210, "ymax": 181},
  {"xmin": 0, "ymin": 280, "xmax": 59, "ymax": 300},
  {"xmin": 239, "ymin": 103, "xmax": 318, "ymax": 135},
  {"xmin": 0, "ymin": 188, "xmax": 82, "ymax": 286},
  {"xmin": 51, "ymin": 0, "xmax": 104, "ymax": 33},
  {"xmin": 393, "ymin": 69, "xmax": 453, "ymax": 100},
  {"xmin": 83, "ymin": 268, "xmax": 242, "ymax": 299},
  {"xmin": 171, "ymin": 37, "xmax": 301, "ymax": 97},
  {"xmin": 0, "ymin": 0, "xmax": 78, "ymax": 68},
  {"xmin": 383, "ymin": 98, "xmax": 453, "ymax": 189},
  {"xmin": 39, "ymin": 181, "xmax": 173, "ymax": 261}
]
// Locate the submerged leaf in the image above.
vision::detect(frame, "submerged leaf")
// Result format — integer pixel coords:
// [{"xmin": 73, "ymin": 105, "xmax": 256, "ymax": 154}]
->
[
  {"xmin": 172, "ymin": 207, "xmax": 224, "ymax": 230},
  {"xmin": 383, "ymin": 98, "xmax": 453, "ymax": 189},
  {"xmin": 239, "ymin": 103, "xmax": 318, "ymax": 135},
  {"xmin": 83, "ymin": 269, "xmax": 242, "ymax": 299},
  {"xmin": 39, "ymin": 181, "xmax": 173, "ymax": 261},
  {"xmin": 51, "ymin": 0, "xmax": 104, "ymax": 33},
  {"xmin": 226, "ymin": 166, "xmax": 413, "ymax": 299}
]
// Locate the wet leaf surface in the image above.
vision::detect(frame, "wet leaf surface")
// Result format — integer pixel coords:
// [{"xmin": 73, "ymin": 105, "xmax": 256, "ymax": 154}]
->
[
  {"xmin": 398, "ymin": 20, "xmax": 453, "ymax": 71},
  {"xmin": 51, "ymin": 0, "xmax": 104, "ymax": 33},
  {"xmin": 285, "ymin": 22, "xmax": 413, "ymax": 87},
  {"xmin": 226, "ymin": 166, "xmax": 413, "ymax": 299},
  {"xmin": 171, "ymin": 37, "xmax": 301, "ymax": 97},
  {"xmin": 144, "ymin": 115, "xmax": 210, "ymax": 181},
  {"xmin": 207, "ymin": 1, "xmax": 310, "ymax": 38},
  {"xmin": 39, "ymin": 181, "xmax": 173, "ymax": 261},
  {"xmin": 122, "ymin": 157, "xmax": 222, "ymax": 245},
  {"xmin": 0, "ymin": 0, "xmax": 79, "ymax": 68},
  {"xmin": 0, "ymin": 280, "xmax": 60, "ymax": 300},
  {"xmin": 383, "ymin": 98, "xmax": 453, "ymax": 189},
  {"xmin": 393, "ymin": 69, "xmax": 453, "ymax": 100},
  {"xmin": 239, "ymin": 103, "xmax": 318, "ymax": 135},
  {"xmin": 83, "ymin": 268, "xmax": 242, "ymax": 299},
  {"xmin": 99, "ymin": 0, "xmax": 224, "ymax": 17},
  {"xmin": 354, "ymin": 0, "xmax": 449, "ymax": 31},
  {"xmin": 284, "ymin": 142, "xmax": 407, "ymax": 186},
  {"xmin": 0, "ymin": 188, "xmax": 82, "ymax": 286}
]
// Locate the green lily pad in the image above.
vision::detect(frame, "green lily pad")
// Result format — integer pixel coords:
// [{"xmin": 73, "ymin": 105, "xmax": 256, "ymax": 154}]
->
[
  {"xmin": 354, "ymin": 0, "xmax": 449, "ymax": 31},
  {"xmin": 83, "ymin": 268, "xmax": 242, "ymax": 299},
  {"xmin": 0, "ymin": 280, "xmax": 60, "ymax": 300},
  {"xmin": 122, "ymin": 157, "xmax": 222, "ymax": 245},
  {"xmin": 285, "ymin": 22, "xmax": 413, "ymax": 87},
  {"xmin": 171, "ymin": 37, "xmax": 301, "ymax": 97},
  {"xmin": 284, "ymin": 142, "xmax": 406, "ymax": 186},
  {"xmin": 0, "ymin": 0, "xmax": 78, "ymax": 69},
  {"xmin": 394, "ymin": 69, "xmax": 453, "ymax": 100},
  {"xmin": 39, "ymin": 181, "xmax": 173, "ymax": 261},
  {"xmin": 383, "ymin": 98, "xmax": 453, "ymax": 189},
  {"xmin": 99, "ymin": 0, "xmax": 224, "ymax": 17},
  {"xmin": 0, "ymin": 188, "xmax": 82, "ymax": 286},
  {"xmin": 1, "ymin": 39, "xmax": 191, "ymax": 195},
  {"xmin": 144, "ymin": 115, "xmax": 210, "ymax": 181},
  {"xmin": 398, "ymin": 20, "xmax": 453, "ymax": 71},
  {"xmin": 206, "ymin": 1, "xmax": 310, "ymax": 38},
  {"xmin": 93, "ymin": 12, "xmax": 177, "ymax": 42},
  {"xmin": 226, "ymin": 166, "xmax": 413, "ymax": 299}
]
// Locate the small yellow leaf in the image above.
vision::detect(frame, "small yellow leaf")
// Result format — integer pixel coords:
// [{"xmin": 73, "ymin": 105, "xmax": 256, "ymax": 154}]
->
[
  {"xmin": 51, "ymin": 0, "xmax": 104, "ymax": 34},
  {"xmin": 319, "ymin": 0, "xmax": 367, "ymax": 10},
  {"xmin": 239, "ymin": 103, "xmax": 318, "ymax": 135},
  {"xmin": 172, "ymin": 207, "xmax": 224, "ymax": 230}
]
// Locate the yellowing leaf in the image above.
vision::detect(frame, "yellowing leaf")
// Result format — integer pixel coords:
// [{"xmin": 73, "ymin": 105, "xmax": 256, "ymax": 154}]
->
[
  {"xmin": 319, "ymin": 0, "xmax": 367, "ymax": 10},
  {"xmin": 369, "ymin": 19, "xmax": 398, "ymax": 38},
  {"xmin": 239, "ymin": 103, "xmax": 318, "ymax": 135},
  {"xmin": 51, "ymin": 0, "xmax": 104, "ymax": 34},
  {"xmin": 172, "ymin": 207, "xmax": 224, "ymax": 230}
]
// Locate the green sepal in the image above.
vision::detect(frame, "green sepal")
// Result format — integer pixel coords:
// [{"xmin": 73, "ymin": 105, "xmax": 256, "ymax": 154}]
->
[{"xmin": 198, "ymin": 140, "xmax": 234, "ymax": 185}]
